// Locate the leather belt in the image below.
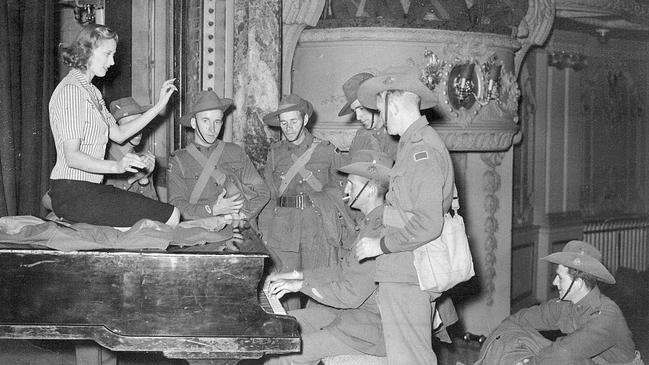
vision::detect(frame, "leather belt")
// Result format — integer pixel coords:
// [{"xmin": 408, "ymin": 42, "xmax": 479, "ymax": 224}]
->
[{"xmin": 277, "ymin": 195, "xmax": 312, "ymax": 209}]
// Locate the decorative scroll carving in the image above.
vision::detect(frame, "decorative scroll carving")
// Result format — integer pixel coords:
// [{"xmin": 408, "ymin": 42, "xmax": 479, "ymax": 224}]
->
[
  {"xmin": 282, "ymin": 0, "xmax": 326, "ymax": 94},
  {"xmin": 300, "ymin": 27, "xmax": 520, "ymax": 50},
  {"xmin": 513, "ymin": 63, "xmax": 536, "ymax": 227},
  {"xmin": 437, "ymin": 130, "xmax": 518, "ymax": 152},
  {"xmin": 481, "ymin": 152, "xmax": 505, "ymax": 306},
  {"xmin": 514, "ymin": 0, "xmax": 555, "ymax": 77},
  {"xmin": 547, "ymin": 51, "xmax": 587, "ymax": 70},
  {"xmin": 556, "ymin": 0, "xmax": 649, "ymax": 29}
]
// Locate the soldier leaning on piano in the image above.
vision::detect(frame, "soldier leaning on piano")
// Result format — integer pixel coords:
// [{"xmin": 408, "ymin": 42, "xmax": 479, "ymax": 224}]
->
[
  {"xmin": 258, "ymin": 94, "xmax": 357, "ymax": 310},
  {"xmin": 167, "ymin": 90, "xmax": 270, "ymax": 229}
]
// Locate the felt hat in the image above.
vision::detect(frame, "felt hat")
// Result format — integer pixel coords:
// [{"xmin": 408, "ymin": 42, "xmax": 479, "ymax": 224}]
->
[
  {"xmin": 109, "ymin": 97, "xmax": 150, "ymax": 122},
  {"xmin": 338, "ymin": 149, "xmax": 393, "ymax": 182},
  {"xmin": 338, "ymin": 72, "xmax": 375, "ymax": 117},
  {"xmin": 179, "ymin": 90, "xmax": 233, "ymax": 127},
  {"xmin": 357, "ymin": 65, "xmax": 437, "ymax": 110},
  {"xmin": 541, "ymin": 240, "xmax": 616, "ymax": 284},
  {"xmin": 262, "ymin": 94, "xmax": 314, "ymax": 127}
]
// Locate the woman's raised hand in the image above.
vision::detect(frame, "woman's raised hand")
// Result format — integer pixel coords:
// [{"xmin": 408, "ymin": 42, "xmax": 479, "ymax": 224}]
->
[{"xmin": 157, "ymin": 78, "xmax": 177, "ymax": 107}]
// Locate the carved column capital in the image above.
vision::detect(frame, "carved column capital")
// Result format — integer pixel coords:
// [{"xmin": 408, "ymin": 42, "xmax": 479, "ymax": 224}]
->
[
  {"xmin": 515, "ymin": 0, "xmax": 555, "ymax": 77},
  {"xmin": 282, "ymin": 0, "xmax": 326, "ymax": 94}
]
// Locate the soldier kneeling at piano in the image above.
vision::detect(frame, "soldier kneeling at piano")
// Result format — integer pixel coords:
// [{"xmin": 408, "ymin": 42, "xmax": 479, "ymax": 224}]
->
[{"xmin": 262, "ymin": 149, "xmax": 391, "ymax": 364}]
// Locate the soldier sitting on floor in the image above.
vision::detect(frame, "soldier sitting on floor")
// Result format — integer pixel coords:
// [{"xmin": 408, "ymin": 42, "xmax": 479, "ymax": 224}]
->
[{"xmin": 476, "ymin": 240, "xmax": 645, "ymax": 365}]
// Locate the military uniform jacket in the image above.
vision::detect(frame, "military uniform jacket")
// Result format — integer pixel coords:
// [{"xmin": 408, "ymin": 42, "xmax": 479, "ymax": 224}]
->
[
  {"xmin": 167, "ymin": 141, "xmax": 270, "ymax": 220},
  {"xmin": 377, "ymin": 116, "xmax": 454, "ymax": 283},
  {"xmin": 104, "ymin": 143, "xmax": 158, "ymax": 200},
  {"xmin": 349, "ymin": 125, "xmax": 398, "ymax": 160},
  {"xmin": 299, "ymin": 205, "xmax": 385, "ymax": 356},
  {"xmin": 508, "ymin": 287, "xmax": 637, "ymax": 364},
  {"xmin": 258, "ymin": 131, "xmax": 348, "ymax": 253}
]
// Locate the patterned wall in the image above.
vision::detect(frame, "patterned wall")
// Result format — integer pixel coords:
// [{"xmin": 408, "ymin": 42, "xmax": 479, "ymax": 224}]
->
[{"xmin": 579, "ymin": 57, "xmax": 648, "ymax": 218}]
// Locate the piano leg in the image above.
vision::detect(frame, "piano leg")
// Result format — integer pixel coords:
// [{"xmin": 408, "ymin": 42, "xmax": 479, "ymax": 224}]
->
[{"xmin": 74, "ymin": 343, "xmax": 117, "ymax": 365}]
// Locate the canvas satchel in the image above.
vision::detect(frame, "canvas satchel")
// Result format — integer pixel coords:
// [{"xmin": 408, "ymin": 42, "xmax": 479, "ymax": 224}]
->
[{"xmin": 413, "ymin": 186, "xmax": 475, "ymax": 292}]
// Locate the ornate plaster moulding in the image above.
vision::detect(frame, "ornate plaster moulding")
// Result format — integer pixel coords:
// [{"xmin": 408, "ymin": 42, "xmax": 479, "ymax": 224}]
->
[
  {"xmin": 299, "ymin": 27, "xmax": 521, "ymax": 58},
  {"xmin": 556, "ymin": 0, "xmax": 649, "ymax": 30},
  {"xmin": 296, "ymin": 27, "xmax": 521, "ymax": 152}
]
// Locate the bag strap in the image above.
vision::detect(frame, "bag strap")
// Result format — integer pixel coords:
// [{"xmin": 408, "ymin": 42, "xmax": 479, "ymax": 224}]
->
[
  {"xmin": 187, "ymin": 143, "xmax": 226, "ymax": 204},
  {"xmin": 452, "ymin": 184, "xmax": 459, "ymax": 213},
  {"xmin": 278, "ymin": 141, "xmax": 321, "ymax": 196}
]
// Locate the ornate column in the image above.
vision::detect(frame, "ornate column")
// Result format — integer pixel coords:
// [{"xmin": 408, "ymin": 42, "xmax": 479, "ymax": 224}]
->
[
  {"xmin": 231, "ymin": 0, "xmax": 282, "ymax": 166},
  {"xmin": 514, "ymin": 0, "xmax": 555, "ymax": 77},
  {"xmin": 281, "ymin": 0, "xmax": 326, "ymax": 95}
]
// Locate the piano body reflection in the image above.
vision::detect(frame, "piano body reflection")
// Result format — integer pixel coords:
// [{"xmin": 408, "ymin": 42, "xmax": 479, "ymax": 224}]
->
[{"xmin": 0, "ymin": 230, "xmax": 300, "ymax": 365}]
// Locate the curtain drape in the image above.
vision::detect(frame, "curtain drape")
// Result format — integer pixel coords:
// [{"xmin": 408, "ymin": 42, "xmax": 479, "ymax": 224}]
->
[{"xmin": 0, "ymin": 0, "xmax": 57, "ymax": 217}]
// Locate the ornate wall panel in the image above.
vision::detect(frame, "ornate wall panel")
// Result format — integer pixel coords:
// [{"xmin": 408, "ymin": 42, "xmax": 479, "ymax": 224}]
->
[{"xmin": 292, "ymin": 28, "xmax": 521, "ymax": 151}]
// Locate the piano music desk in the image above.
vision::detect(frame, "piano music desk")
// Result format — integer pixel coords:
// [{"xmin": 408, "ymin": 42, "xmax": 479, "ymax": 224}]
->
[{"xmin": 0, "ymin": 240, "xmax": 300, "ymax": 365}]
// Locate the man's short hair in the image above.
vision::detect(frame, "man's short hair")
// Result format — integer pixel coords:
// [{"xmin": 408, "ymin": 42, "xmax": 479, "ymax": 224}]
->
[
  {"xmin": 382, "ymin": 89, "xmax": 421, "ymax": 109},
  {"xmin": 568, "ymin": 267, "xmax": 598, "ymax": 290},
  {"xmin": 370, "ymin": 178, "xmax": 389, "ymax": 199}
]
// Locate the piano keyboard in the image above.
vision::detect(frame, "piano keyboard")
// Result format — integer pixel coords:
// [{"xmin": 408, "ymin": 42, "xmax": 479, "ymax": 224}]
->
[{"xmin": 259, "ymin": 288, "xmax": 286, "ymax": 315}]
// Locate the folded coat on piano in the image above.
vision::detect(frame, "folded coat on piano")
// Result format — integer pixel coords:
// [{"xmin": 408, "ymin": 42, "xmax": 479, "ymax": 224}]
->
[{"xmin": 0, "ymin": 218, "xmax": 300, "ymax": 365}]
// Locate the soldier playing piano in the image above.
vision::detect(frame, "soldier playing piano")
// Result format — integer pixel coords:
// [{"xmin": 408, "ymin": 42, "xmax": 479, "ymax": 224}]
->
[
  {"xmin": 258, "ymin": 94, "xmax": 355, "ymax": 310},
  {"xmin": 262, "ymin": 149, "xmax": 391, "ymax": 364}
]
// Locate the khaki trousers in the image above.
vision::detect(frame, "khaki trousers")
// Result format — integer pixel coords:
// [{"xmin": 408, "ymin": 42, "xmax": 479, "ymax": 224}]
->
[{"xmin": 377, "ymin": 282, "xmax": 437, "ymax": 365}]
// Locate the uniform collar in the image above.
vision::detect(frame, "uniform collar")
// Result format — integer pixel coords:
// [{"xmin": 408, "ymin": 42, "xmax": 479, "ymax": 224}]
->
[
  {"xmin": 574, "ymin": 286, "xmax": 603, "ymax": 314},
  {"xmin": 193, "ymin": 139, "xmax": 222, "ymax": 154},
  {"xmin": 286, "ymin": 130, "xmax": 313, "ymax": 152},
  {"xmin": 365, "ymin": 204, "xmax": 385, "ymax": 224},
  {"xmin": 399, "ymin": 116, "xmax": 428, "ymax": 144},
  {"xmin": 373, "ymin": 125, "xmax": 388, "ymax": 137}
]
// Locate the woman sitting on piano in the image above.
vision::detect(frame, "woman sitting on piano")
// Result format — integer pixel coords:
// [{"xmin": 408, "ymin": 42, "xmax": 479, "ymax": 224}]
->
[{"xmin": 47, "ymin": 24, "xmax": 180, "ymax": 228}]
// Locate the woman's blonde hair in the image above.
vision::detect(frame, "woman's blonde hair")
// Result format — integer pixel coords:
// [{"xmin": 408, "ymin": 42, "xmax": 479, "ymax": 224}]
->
[{"xmin": 61, "ymin": 24, "xmax": 118, "ymax": 71}]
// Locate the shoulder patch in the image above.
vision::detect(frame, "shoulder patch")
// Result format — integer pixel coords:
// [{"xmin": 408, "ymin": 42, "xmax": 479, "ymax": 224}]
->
[{"xmin": 414, "ymin": 151, "xmax": 429, "ymax": 161}]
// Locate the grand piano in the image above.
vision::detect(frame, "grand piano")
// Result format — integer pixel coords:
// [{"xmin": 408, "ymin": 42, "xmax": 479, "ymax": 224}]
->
[{"xmin": 0, "ymin": 228, "xmax": 300, "ymax": 365}]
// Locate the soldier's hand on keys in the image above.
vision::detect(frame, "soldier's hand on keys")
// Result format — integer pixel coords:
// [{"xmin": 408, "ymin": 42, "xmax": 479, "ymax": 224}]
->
[
  {"xmin": 354, "ymin": 236, "xmax": 383, "ymax": 262},
  {"xmin": 267, "ymin": 279, "xmax": 303, "ymax": 299},
  {"xmin": 117, "ymin": 153, "xmax": 147, "ymax": 173},
  {"xmin": 212, "ymin": 190, "xmax": 244, "ymax": 216},
  {"xmin": 231, "ymin": 228, "xmax": 244, "ymax": 243}
]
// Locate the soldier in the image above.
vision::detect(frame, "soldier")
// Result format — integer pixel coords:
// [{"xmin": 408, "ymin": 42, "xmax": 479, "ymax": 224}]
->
[
  {"xmin": 338, "ymin": 72, "xmax": 398, "ymax": 159},
  {"xmin": 167, "ymin": 90, "xmax": 270, "ymax": 228},
  {"xmin": 104, "ymin": 97, "xmax": 158, "ymax": 200},
  {"xmin": 355, "ymin": 66, "xmax": 455, "ymax": 365},
  {"xmin": 263, "ymin": 149, "xmax": 392, "ymax": 364},
  {"xmin": 476, "ymin": 241, "xmax": 644, "ymax": 365},
  {"xmin": 258, "ymin": 93, "xmax": 354, "ymax": 309}
]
